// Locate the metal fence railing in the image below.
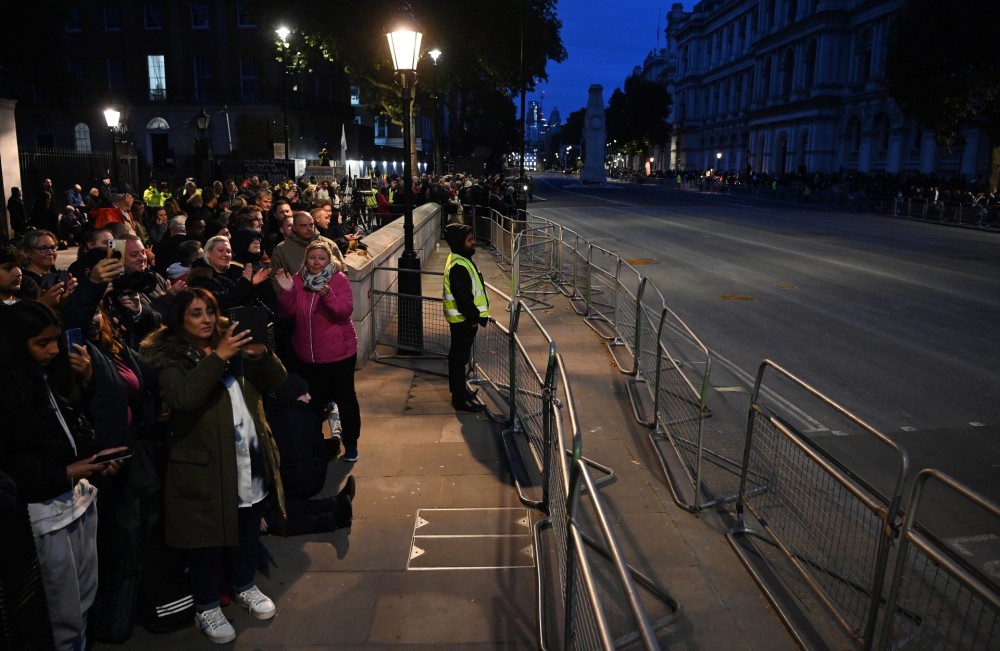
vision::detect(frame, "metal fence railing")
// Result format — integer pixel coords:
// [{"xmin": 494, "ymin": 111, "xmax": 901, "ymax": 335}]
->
[
  {"xmin": 369, "ymin": 268, "xmax": 675, "ymax": 648},
  {"xmin": 535, "ymin": 354, "xmax": 681, "ymax": 650},
  {"xmin": 878, "ymin": 469, "xmax": 1000, "ymax": 651},
  {"xmin": 727, "ymin": 360, "xmax": 909, "ymax": 649},
  {"xmin": 672, "ymin": 181, "xmax": 1000, "ymax": 230}
]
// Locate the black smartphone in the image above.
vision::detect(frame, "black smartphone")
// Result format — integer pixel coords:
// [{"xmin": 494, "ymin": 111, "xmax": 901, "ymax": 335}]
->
[
  {"xmin": 92, "ymin": 449, "xmax": 132, "ymax": 465},
  {"xmin": 41, "ymin": 270, "xmax": 69, "ymax": 289},
  {"xmin": 228, "ymin": 306, "xmax": 270, "ymax": 345},
  {"xmin": 65, "ymin": 327, "xmax": 84, "ymax": 352}
]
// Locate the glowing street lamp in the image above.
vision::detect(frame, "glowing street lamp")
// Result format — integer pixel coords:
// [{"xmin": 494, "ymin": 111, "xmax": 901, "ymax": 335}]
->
[
  {"xmin": 386, "ymin": 8, "xmax": 424, "ymax": 350},
  {"xmin": 275, "ymin": 25, "xmax": 291, "ymax": 159}
]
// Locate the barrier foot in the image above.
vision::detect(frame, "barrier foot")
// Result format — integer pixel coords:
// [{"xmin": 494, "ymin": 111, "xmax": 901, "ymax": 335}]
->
[
  {"xmin": 607, "ymin": 338, "xmax": 636, "ymax": 375},
  {"xmin": 625, "ymin": 377, "xmax": 657, "ymax": 428},
  {"xmin": 501, "ymin": 428, "xmax": 544, "ymax": 510},
  {"xmin": 726, "ymin": 527, "xmax": 846, "ymax": 650}
]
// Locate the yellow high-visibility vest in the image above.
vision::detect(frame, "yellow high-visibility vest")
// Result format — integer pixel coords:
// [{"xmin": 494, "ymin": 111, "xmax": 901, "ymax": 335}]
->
[{"xmin": 443, "ymin": 254, "xmax": 491, "ymax": 323}]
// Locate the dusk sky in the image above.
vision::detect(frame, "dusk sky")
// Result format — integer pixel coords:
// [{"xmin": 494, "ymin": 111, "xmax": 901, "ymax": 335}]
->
[{"xmin": 534, "ymin": 0, "xmax": 696, "ymax": 122}]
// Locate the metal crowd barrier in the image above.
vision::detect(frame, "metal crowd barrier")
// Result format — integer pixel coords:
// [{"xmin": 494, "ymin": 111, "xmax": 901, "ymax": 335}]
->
[
  {"xmin": 512, "ymin": 224, "xmax": 562, "ymax": 309},
  {"xmin": 727, "ymin": 360, "xmax": 909, "ymax": 649},
  {"xmin": 877, "ymin": 469, "xmax": 1000, "ymax": 650},
  {"xmin": 503, "ymin": 217, "xmax": 726, "ymax": 513},
  {"xmin": 370, "ymin": 267, "xmax": 451, "ymax": 368},
  {"xmin": 535, "ymin": 354, "xmax": 680, "ymax": 650},
  {"xmin": 369, "ymin": 269, "xmax": 676, "ymax": 647}
]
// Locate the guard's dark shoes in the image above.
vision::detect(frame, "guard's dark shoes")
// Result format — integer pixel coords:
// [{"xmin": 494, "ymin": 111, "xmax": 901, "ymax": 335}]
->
[{"xmin": 453, "ymin": 399, "xmax": 484, "ymax": 412}]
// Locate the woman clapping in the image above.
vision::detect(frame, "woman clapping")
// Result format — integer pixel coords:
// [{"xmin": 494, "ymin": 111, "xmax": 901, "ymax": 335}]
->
[{"xmin": 274, "ymin": 241, "xmax": 360, "ymax": 462}]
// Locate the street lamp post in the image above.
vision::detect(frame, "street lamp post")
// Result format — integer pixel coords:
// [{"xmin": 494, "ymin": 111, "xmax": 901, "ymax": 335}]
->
[
  {"xmin": 104, "ymin": 107, "xmax": 133, "ymax": 191},
  {"xmin": 386, "ymin": 11, "xmax": 424, "ymax": 352},
  {"xmin": 195, "ymin": 107, "xmax": 211, "ymax": 184},
  {"xmin": 276, "ymin": 26, "xmax": 291, "ymax": 160},
  {"xmin": 428, "ymin": 48, "xmax": 441, "ymax": 174},
  {"xmin": 716, "ymin": 151, "xmax": 723, "ymax": 171}
]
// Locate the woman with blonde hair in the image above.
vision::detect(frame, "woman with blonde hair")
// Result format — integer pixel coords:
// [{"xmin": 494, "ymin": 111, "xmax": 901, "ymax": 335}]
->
[{"xmin": 274, "ymin": 240, "xmax": 360, "ymax": 461}]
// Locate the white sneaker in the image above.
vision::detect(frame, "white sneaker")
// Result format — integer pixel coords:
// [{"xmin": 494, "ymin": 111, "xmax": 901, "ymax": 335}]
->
[
  {"xmin": 235, "ymin": 585, "xmax": 276, "ymax": 620},
  {"xmin": 195, "ymin": 607, "xmax": 236, "ymax": 644}
]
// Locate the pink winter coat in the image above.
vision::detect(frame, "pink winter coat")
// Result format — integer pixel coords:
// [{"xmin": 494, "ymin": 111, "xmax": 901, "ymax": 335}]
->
[{"xmin": 277, "ymin": 271, "xmax": 358, "ymax": 364}]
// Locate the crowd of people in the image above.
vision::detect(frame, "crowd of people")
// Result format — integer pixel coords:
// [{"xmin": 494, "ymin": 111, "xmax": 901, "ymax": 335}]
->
[{"xmin": 0, "ymin": 172, "xmax": 385, "ymax": 648}]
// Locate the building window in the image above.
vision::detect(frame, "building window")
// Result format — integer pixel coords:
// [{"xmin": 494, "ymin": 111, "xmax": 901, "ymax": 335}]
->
[
  {"xmin": 236, "ymin": 0, "xmax": 256, "ymax": 27},
  {"xmin": 74, "ymin": 123, "xmax": 92, "ymax": 152},
  {"xmin": 786, "ymin": 0, "xmax": 798, "ymax": 24},
  {"xmin": 760, "ymin": 57, "xmax": 772, "ymax": 99},
  {"xmin": 66, "ymin": 4, "xmax": 82, "ymax": 32},
  {"xmin": 191, "ymin": 1, "xmax": 210, "ymax": 29},
  {"xmin": 147, "ymin": 117, "xmax": 170, "ymax": 130},
  {"xmin": 804, "ymin": 40, "xmax": 817, "ymax": 88},
  {"xmin": 240, "ymin": 57, "xmax": 260, "ymax": 100},
  {"xmin": 350, "ymin": 86, "xmax": 361, "ymax": 106},
  {"xmin": 145, "ymin": 3, "xmax": 162, "ymax": 29},
  {"xmin": 148, "ymin": 54, "xmax": 167, "ymax": 101},
  {"xmin": 846, "ymin": 116, "xmax": 861, "ymax": 154},
  {"xmin": 857, "ymin": 28, "xmax": 874, "ymax": 82},
  {"xmin": 781, "ymin": 48, "xmax": 794, "ymax": 95},
  {"xmin": 194, "ymin": 55, "xmax": 213, "ymax": 101},
  {"xmin": 104, "ymin": 4, "xmax": 122, "ymax": 31},
  {"xmin": 107, "ymin": 57, "xmax": 125, "ymax": 92}
]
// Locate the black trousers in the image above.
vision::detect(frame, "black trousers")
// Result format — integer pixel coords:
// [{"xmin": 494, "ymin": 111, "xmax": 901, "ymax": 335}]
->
[
  {"xmin": 299, "ymin": 355, "xmax": 361, "ymax": 447},
  {"xmin": 448, "ymin": 322, "xmax": 478, "ymax": 401}
]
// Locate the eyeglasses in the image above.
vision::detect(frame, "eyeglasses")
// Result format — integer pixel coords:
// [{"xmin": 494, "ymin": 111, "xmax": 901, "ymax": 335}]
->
[{"xmin": 33, "ymin": 246, "xmax": 58, "ymax": 252}]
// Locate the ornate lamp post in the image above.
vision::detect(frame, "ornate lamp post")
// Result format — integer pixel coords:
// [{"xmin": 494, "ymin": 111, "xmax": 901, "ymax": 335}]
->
[
  {"xmin": 386, "ymin": 9, "xmax": 424, "ymax": 351},
  {"xmin": 428, "ymin": 48, "xmax": 442, "ymax": 174},
  {"xmin": 275, "ymin": 26, "xmax": 291, "ymax": 160},
  {"xmin": 195, "ymin": 107, "xmax": 211, "ymax": 183},
  {"xmin": 104, "ymin": 107, "xmax": 132, "ymax": 191}
]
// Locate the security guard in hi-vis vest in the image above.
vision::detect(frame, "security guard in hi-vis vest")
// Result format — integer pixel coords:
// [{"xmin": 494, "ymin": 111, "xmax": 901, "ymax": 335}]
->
[{"xmin": 442, "ymin": 223, "xmax": 491, "ymax": 412}]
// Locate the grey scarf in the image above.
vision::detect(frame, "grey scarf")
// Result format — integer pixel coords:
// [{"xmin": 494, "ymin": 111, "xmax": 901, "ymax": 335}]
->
[{"xmin": 302, "ymin": 263, "xmax": 334, "ymax": 292}]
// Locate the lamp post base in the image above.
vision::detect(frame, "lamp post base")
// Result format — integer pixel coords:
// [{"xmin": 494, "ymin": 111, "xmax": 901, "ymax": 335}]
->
[{"xmin": 397, "ymin": 253, "xmax": 423, "ymax": 354}]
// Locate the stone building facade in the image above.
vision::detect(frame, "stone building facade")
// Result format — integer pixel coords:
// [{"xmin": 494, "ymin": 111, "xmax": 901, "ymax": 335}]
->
[{"xmin": 660, "ymin": 0, "xmax": 990, "ymax": 179}]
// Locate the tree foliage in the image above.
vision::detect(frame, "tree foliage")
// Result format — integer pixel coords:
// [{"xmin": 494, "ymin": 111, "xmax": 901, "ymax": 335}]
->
[
  {"xmin": 245, "ymin": 0, "xmax": 566, "ymax": 162},
  {"xmin": 605, "ymin": 75, "xmax": 672, "ymax": 156},
  {"xmin": 885, "ymin": 0, "xmax": 1000, "ymax": 190}
]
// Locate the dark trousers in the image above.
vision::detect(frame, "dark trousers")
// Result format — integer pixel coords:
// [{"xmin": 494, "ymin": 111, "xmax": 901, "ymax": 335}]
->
[
  {"xmin": 187, "ymin": 501, "xmax": 264, "ymax": 611},
  {"xmin": 299, "ymin": 355, "xmax": 360, "ymax": 447},
  {"xmin": 448, "ymin": 322, "xmax": 478, "ymax": 401}
]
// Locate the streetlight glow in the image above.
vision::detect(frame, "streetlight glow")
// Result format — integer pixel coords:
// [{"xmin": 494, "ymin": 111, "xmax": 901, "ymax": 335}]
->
[
  {"xmin": 103, "ymin": 108, "xmax": 120, "ymax": 129},
  {"xmin": 386, "ymin": 23, "xmax": 422, "ymax": 73},
  {"xmin": 275, "ymin": 26, "xmax": 290, "ymax": 42}
]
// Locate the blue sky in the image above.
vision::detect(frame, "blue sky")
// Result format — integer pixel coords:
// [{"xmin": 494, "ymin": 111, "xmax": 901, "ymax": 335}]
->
[{"xmin": 533, "ymin": 0, "xmax": 696, "ymax": 121}]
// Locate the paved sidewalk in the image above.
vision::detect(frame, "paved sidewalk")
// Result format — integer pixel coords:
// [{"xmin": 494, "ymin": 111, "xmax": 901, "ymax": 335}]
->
[{"xmin": 114, "ymin": 241, "xmax": 796, "ymax": 650}]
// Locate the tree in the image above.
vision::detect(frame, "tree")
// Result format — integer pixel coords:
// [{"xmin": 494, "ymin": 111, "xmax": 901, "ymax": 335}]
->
[
  {"xmin": 605, "ymin": 75, "xmax": 672, "ymax": 159},
  {"xmin": 885, "ymin": 0, "xmax": 1000, "ymax": 192},
  {"xmin": 246, "ymin": 1, "xmax": 566, "ymax": 174}
]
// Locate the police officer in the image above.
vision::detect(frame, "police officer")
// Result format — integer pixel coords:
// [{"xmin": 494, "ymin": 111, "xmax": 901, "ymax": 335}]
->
[{"xmin": 442, "ymin": 223, "xmax": 490, "ymax": 412}]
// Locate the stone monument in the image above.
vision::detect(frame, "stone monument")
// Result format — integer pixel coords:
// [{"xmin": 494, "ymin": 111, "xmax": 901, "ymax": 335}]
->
[{"xmin": 580, "ymin": 85, "xmax": 607, "ymax": 185}]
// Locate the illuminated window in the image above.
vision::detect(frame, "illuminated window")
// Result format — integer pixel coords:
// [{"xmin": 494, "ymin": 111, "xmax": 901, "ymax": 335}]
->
[
  {"xmin": 74, "ymin": 123, "xmax": 92, "ymax": 152},
  {"xmin": 148, "ymin": 55, "xmax": 166, "ymax": 101}
]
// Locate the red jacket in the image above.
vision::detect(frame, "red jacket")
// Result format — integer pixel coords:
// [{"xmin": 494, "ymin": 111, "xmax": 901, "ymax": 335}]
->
[{"xmin": 277, "ymin": 271, "xmax": 358, "ymax": 364}]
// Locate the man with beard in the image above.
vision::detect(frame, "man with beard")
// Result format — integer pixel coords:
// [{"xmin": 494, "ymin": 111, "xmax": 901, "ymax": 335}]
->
[{"xmin": 442, "ymin": 223, "xmax": 491, "ymax": 412}]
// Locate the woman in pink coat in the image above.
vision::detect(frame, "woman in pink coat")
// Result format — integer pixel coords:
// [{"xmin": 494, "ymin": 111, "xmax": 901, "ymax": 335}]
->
[{"xmin": 275, "ymin": 241, "xmax": 360, "ymax": 461}]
